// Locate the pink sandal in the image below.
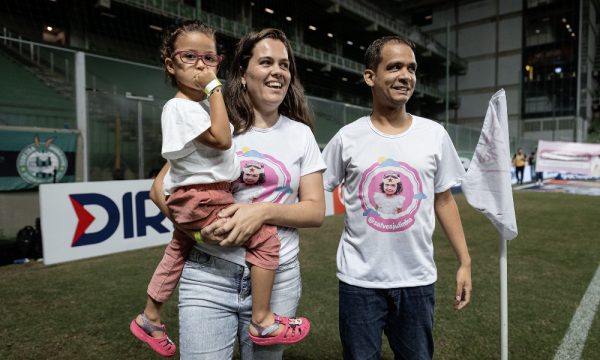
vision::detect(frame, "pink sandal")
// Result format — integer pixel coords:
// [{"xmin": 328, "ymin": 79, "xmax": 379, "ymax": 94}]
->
[
  {"xmin": 248, "ymin": 314, "xmax": 311, "ymax": 346},
  {"xmin": 129, "ymin": 313, "xmax": 176, "ymax": 357}
]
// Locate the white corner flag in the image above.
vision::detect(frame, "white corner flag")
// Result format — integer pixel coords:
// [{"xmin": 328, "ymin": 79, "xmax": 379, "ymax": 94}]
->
[
  {"xmin": 461, "ymin": 89, "xmax": 517, "ymax": 360},
  {"xmin": 462, "ymin": 89, "xmax": 518, "ymax": 241}
]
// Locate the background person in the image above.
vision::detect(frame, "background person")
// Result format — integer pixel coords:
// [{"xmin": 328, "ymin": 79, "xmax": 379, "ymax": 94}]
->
[
  {"xmin": 322, "ymin": 36, "xmax": 472, "ymax": 360},
  {"xmin": 512, "ymin": 148, "xmax": 526, "ymax": 184}
]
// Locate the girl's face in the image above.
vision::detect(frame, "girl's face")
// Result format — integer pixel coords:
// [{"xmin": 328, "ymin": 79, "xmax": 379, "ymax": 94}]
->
[
  {"xmin": 242, "ymin": 38, "xmax": 291, "ymax": 115},
  {"xmin": 166, "ymin": 31, "xmax": 217, "ymax": 100},
  {"xmin": 243, "ymin": 171, "xmax": 260, "ymax": 185},
  {"xmin": 242, "ymin": 164, "xmax": 264, "ymax": 185},
  {"xmin": 383, "ymin": 182, "xmax": 398, "ymax": 195}
]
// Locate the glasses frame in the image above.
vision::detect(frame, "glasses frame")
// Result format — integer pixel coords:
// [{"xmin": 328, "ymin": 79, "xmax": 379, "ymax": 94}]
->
[{"xmin": 172, "ymin": 50, "xmax": 224, "ymax": 67}]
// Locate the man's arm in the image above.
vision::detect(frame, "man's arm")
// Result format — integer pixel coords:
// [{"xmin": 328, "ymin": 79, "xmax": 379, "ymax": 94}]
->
[{"xmin": 434, "ymin": 189, "xmax": 472, "ymax": 310}]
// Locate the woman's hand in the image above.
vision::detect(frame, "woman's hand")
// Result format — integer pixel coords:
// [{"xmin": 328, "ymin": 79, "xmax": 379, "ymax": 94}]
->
[
  {"xmin": 212, "ymin": 203, "xmax": 268, "ymax": 247},
  {"xmin": 200, "ymin": 218, "xmax": 230, "ymax": 244}
]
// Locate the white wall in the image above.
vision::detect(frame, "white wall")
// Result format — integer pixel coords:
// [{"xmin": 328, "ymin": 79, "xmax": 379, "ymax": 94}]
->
[
  {"xmin": 458, "ymin": 93, "xmax": 493, "ymax": 119},
  {"xmin": 499, "ymin": 17, "xmax": 522, "ymax": 51},
  {"xmin": 0, "ymin": 191, "xmax": 39, "ymax": 237},
  {"xmin": 458, "ymin": 58, "xmax": 495, "ymax": 90},
  {"xmin": 458, "ymin": 23, "xmax": 496, "ymax": 57},
  {"xmin": 500, "ymin": 0, "xmax": 522, "ymax": 14},
  {"xmin": 459, "ymin": 0, "xmax": 495, "ymax": 22},
  {"xmin": 498, "ymin": 54, "xmax": 521, "ymax": 86},
  {"xmin": 504, "ymin": 87, "xmax": 521, "ymax": 116}
]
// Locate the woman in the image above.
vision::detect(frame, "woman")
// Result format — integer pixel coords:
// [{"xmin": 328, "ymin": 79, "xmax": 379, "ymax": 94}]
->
[{"xmin": 150, "ymin": 28, "xmax": 326, "ymax": 359}]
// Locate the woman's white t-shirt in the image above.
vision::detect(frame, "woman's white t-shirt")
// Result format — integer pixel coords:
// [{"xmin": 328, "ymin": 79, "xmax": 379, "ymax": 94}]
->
[{"xmin": 195, "ymin": 115, "xmax": 326, "ymax": 266}]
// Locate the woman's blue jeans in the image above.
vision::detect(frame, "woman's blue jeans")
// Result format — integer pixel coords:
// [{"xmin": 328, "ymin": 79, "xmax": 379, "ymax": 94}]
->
[
  {"xmin": 339, "ymin": 281, "xmax": 435, "ymax": 360},
  {"xmin": 178, "ymin": 248, "xmax": 301, "ymax": 359}
]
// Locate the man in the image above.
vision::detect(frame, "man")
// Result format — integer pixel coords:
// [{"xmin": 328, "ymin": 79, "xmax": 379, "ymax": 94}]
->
[{"xmin": 321, "ymin": 36, "xmax": 472, "ymax": 360}]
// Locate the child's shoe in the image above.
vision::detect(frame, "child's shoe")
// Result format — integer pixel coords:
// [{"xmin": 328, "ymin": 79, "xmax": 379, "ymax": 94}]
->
[
  {"xmin": 248, "ymin": 314, "xmax": 310, "ymax": 346},
  {"xmin": 130, "ymin": 313, "xmax": 176, "ymax": 357}
]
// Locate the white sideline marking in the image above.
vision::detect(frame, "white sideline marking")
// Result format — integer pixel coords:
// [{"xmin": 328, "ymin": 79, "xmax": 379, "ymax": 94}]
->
[{"xmin": 553, "ymin": 264, "xmax": 600, "ymax": 360}]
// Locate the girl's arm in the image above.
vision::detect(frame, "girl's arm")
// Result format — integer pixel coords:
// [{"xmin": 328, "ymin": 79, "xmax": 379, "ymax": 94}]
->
[
  {"xmin": 202, "ymin": 171, "xmax": 325, "ymax": 247},
  {"xmin": 196, "ymin": 87, "xmax": 231, "ymax": 150}
]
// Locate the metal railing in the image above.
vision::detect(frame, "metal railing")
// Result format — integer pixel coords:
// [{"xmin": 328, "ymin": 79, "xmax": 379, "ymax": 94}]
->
[{"xmin": 335, "ymin": 0, "xmax": 466, "ymax": 70}]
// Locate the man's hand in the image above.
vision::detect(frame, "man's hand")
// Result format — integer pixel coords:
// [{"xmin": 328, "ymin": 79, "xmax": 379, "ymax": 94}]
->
[{"xmin": 453, "ymin": 263, "xmax": 472, "ymax": 310}]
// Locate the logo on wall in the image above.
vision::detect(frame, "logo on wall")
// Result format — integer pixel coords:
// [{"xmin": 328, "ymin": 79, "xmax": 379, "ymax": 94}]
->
[
  {"xmin": 16, "ymin": 135, "xmax": 68, "ymax": 185},
  {"xmin": 358, "ymin": 158, "xmax": 426, "ymax": 232}
]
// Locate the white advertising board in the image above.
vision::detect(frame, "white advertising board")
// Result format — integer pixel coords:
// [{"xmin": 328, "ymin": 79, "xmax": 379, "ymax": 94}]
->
[
  {"xmin": 39, "ymin": 179, "xmax": 342, "ymax": 265},
  {"xmin": 537, "ymin": 140, "xmax": 600, "ymax": 176},
  {"xmin": 39, "ymin": 180, "xmax": 173, "ymax": 265}
]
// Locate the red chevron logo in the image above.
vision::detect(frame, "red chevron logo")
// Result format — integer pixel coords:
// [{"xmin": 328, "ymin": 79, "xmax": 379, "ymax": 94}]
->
[{"xmin": 69, "ymin": 195, "xmax": 95, "ymax": 246}]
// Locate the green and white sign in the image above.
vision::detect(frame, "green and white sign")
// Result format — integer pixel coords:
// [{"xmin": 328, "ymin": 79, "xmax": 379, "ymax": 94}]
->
[
  {"xmin": 17, "ymin": 137, "xmax": 68, "ymax": 184},
  {"xmin": 0, "ymin": 126, "xmax": 78, "ymax": 191}
]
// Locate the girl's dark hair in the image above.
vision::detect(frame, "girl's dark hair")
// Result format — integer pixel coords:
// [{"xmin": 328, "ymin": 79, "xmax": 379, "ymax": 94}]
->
[
  {"xmin": 160, "ymin": 20, "xmax": 216, "ymax": 87},
  {"xmin": 364, "ymin": 36, "xmax": 415, "ymax": 71},
  {"xmin": 223, "ymin": 28, "xmax": 314, "ymax": 135}
]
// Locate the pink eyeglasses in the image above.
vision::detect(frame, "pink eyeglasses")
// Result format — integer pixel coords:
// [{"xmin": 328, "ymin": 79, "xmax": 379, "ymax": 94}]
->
[{"xmin": 172, "ymin": 50, "xmax": 223, "ymax": 67}]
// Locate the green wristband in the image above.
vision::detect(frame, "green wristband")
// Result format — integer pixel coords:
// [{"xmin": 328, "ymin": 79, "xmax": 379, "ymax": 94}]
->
[
  {"xmin": 203, "ymin": 78, "xmax": 222, "ymax": 97},
  {"xmin": 194, "ymin": 231, "xmax": 203, "ymax": 243}
]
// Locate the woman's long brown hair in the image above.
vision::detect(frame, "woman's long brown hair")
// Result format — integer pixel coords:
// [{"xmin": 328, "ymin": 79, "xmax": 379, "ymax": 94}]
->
[{"xmin": 224, "ymin": 28, "xmax": 314, "ymax": 135}]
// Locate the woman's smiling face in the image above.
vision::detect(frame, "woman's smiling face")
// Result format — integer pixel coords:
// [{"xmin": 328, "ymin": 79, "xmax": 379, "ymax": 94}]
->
[{"xmin": 242, "ymin": 38, "xmax": 291, "ymax": 114}]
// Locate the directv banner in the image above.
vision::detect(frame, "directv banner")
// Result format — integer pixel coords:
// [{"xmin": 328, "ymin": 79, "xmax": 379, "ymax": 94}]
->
[
  {"xmin": 0, "ymin": 127, "xmax": 78, "ymax": 191},
  {"xmin": 40, "ymin": 179, "xmax": 346, "ymax": 265},
  {"xmin": 40, "ymin": 180, "xmax": 173, "ymax": 265},
  {"xmin": 536, "ymin": 140, "xmax": 600, "ymax": 176}
]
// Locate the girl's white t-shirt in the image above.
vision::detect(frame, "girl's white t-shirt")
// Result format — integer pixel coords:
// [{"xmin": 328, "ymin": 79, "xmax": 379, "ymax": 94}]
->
[
  {"xmin": 161, "ymin": 98, "xmax": 239, "ymax": 194},
  {"xmin": 322, "ymin": 115, "xmax": 465, "ymax": 288},
  {"xmin": 195, "ymin": 115, "xmax": 326, "ymax": 266}
]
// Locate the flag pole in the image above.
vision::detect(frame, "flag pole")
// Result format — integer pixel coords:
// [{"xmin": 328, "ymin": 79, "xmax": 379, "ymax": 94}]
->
[
  {"xmin": 499, "ymin": 232, "xmax": 508, "ymax": 360},
  {"xmin": 460, "ymin": 89, "xmax": 516, "ymax": 360}
]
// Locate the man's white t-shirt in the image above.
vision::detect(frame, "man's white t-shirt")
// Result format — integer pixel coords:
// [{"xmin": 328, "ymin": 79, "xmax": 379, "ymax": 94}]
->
[
  {"xmin": 195, "ymin": 115, "xmax": 327, "ymax": 266},
  {"xmin": 161, "ymin": 98, "xmax": 239, "ymax": 194},
  {"xmin": 322, "ymin": 115, "xmax": 465, "ymax": 289}
]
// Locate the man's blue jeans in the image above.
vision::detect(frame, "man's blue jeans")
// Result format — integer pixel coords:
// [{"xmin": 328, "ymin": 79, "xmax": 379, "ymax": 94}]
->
[{"xmin": 339, "ymin": 281, "xmax": 435, "ymax": 360}]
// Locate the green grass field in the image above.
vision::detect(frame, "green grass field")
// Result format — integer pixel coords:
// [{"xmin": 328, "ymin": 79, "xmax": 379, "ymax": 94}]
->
[{"xmin": 1, "ymin": 191, "xmax": 599, "ymax": 359}]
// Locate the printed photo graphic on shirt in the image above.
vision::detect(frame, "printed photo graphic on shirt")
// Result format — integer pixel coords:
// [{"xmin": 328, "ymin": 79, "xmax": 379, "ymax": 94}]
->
[
  {"xmin": 358, "ymin": 158, "xmax": 426, "ymax": 232},
  {"xmin": 232, "ymin": 148, "xmax": 293, "ymax": 204}
]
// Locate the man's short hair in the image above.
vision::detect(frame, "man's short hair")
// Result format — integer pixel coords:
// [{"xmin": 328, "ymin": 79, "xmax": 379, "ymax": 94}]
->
[{"xmin": 364, "ymin": 36, "xmax": 415, "ymax": 71}]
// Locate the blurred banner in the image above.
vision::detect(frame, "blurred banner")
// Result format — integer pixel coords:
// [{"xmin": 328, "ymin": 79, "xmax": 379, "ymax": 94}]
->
[
  {"xmin": 536, "ymin": 140, "xmax": 600, "ymax": 176},
  {"xmin": 0, "ymin": 126, "xmax": 78, "ymax": 191}
]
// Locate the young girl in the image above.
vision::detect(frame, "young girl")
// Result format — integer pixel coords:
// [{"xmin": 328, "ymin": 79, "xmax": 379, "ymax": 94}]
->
[
  {"xmin": 374, "ymin": 171, "xmax": 405, "ymax": 216},
  {"xmin": 129, "ymin": 21, "xmax": 310, "ymax": 357}
]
